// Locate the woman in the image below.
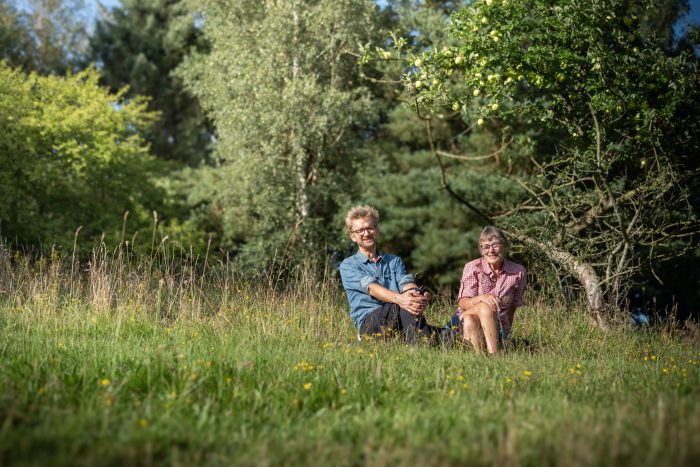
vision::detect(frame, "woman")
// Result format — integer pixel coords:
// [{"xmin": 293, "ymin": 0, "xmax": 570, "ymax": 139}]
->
[{"xmin": 452, "ymin": 226, "xmax": 527, "ymax": 353}]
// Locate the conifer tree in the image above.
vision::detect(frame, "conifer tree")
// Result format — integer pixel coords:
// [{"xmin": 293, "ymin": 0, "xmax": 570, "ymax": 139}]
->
[{"xmin": 90, "ymin": 0, "xmax": 212, "ymax": 166}]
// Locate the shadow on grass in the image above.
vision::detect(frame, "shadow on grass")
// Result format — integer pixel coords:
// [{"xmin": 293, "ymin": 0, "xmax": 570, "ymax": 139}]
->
[{"xmin": 504, "ymin": 336, "xmax": 538, "ymax": 353}]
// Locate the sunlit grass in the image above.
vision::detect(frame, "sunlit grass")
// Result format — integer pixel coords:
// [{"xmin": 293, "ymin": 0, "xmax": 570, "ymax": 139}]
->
[{"xmin": 0, "ymin": 243, "xmax": 698, "ymax": 466}]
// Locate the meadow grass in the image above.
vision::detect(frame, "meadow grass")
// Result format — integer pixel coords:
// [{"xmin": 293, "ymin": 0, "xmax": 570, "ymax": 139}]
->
[{"xmin": 0, "ymin": 244, "xmax": 698, "ymax": 466}]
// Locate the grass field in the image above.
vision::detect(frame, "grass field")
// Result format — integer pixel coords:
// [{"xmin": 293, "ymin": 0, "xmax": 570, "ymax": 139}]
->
[{"xmin": 1, "ymin": 246, "xmax": 699, "ymax": 466}]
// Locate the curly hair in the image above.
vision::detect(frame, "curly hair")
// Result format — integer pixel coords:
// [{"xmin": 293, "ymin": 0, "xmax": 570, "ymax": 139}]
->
[{"xmin": 344, "ymin": 205, "xmax": 379, "ymax": 232}]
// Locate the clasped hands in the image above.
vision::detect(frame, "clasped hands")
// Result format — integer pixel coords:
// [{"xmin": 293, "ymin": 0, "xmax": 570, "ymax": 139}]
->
[{"xmin": 398, "ymin": 288, "xmax": 431, "ymax": 316}]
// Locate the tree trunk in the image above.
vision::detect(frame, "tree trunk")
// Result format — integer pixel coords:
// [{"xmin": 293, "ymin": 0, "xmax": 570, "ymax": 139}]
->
[
  {"xmin": 290, "ymin": 5, "xmax": 310, "ymax": 247},
  {"xmin": 512, "ymin": 233, "xmax": 610, "ymax": 330}
]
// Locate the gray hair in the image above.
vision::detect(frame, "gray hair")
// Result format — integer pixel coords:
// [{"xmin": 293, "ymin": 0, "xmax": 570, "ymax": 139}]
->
[
  {"xmin": 345, "ymin": 205, "xmax": 379, "ymax": 232},
  {"xmin": 479, "ymin": 226, "xmax": 508, "ymax": 248}
]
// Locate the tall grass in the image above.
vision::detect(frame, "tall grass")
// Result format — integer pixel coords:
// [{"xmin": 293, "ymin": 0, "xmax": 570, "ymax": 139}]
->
[{"xmin": 0, "ymin": 241, "xmax": 698, "ymax": 466}]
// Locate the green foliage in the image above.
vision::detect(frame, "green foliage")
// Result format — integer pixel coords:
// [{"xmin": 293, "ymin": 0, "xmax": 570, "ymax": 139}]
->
[
  {"xmin": 178, "ymin": 0, "xmax": 380, "ymax": 268},
  {"xmin": 0, "ymin": 63, "xmax": 163, "ymax": 249},
  {"xmin": 0, "ymin": 0, "xmax": 89, "ymax": 75},
  {"xmin": 0, "ymin": 0, "xmax": 36, "ymax": 71},
  {"xmin": 404, "ymin": 0, "xmax": 700, "ymax": 309},
  {"xmin": 90, "ymin": 0, "xmax": 212, "ymax": 166},
  {"xmin": 358, "ymin": 0, "xmax": 534, "ymax": 292}
]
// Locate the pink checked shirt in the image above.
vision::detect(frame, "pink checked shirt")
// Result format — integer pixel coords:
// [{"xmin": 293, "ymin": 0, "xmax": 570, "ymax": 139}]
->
[{"xmin": 457, "ymin": 257, "xmax": 527, "ymax": 335}]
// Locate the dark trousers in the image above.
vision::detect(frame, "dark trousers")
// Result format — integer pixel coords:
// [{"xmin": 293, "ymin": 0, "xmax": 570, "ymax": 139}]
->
[{"xmin": 359, "ymin": 303, "xmax": 454, "ymax": 346}]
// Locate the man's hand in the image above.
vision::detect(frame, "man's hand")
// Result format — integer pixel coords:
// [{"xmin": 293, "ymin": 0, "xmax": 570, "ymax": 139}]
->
[{"xmin": 397, "ymin": 289, "xmax": 430, "ymax": 315}]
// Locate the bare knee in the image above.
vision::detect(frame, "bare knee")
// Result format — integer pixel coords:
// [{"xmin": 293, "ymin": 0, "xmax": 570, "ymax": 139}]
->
[{"xmin": 474, "ymin": 302, "xmax": 497, "ymax": 320}]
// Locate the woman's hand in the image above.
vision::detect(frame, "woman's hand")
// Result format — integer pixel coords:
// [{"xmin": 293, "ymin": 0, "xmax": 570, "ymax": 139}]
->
[{"xmin": 477, "ymin": 294, "xmax": 501, "ymax": 311}]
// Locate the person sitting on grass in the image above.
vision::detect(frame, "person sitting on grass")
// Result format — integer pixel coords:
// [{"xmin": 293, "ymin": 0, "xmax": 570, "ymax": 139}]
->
[
  {"xmin": 449, "ymin": 226, "xmax": 527, "ymax": 354},
  {"xmin": 339, "ymin": 205, "xmax": 447, "ymax": 344}
]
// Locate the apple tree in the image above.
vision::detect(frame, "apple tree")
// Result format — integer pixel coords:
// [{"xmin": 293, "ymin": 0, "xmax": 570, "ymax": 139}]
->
[{"xmin": 399, "ymin": 0, "xmax": 700, "ymax": 325}]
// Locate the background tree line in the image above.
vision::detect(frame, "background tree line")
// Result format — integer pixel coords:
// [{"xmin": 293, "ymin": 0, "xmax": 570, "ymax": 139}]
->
[{"xmin": 0, "ymin": 0, "xmax": 698, "ymax": 322}]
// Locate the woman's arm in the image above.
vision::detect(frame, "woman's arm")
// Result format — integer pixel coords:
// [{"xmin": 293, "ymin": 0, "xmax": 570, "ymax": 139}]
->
[{"xmin": 458, "ymin": 294, "xmax": 500, "ymax": 312}]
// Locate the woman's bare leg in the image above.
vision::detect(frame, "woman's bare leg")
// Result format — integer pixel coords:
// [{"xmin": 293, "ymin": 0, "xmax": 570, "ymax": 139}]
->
[
  {"xmin": 462, "ymin": 302, "xmax": 499, "ymax": 354},
  {"xmin": 461, "ymin": 314, "xmax": 486, "ymax": 351}
]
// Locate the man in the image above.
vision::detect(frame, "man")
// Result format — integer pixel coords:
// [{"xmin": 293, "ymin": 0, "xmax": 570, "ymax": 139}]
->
[{"xmin": 339, "ymin": 205, "xmax": 445, "ymax": 343}]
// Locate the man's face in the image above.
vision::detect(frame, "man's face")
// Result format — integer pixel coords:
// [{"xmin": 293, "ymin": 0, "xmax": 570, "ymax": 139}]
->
[{"xmin": 349, "ymin": 217, "xmax": 379, "ymax": 251}]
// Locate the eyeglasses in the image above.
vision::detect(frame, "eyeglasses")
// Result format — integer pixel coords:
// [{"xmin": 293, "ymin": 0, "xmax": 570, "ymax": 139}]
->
[
  {"xmin": 350, "ymin": 226, "xmax": 377, "ymax": 235},
  {"xmin": 480, "ymin": 242, "xmax": 503, "ymax": 252}
]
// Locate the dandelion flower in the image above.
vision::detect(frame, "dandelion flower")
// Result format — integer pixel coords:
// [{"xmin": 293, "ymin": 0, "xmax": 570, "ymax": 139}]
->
[
  {"xmin": 100, "ymin": 378, "xmax": 111, "ymax": 387},
  {"xmin": 139, "ymin": 419, "xmax": 148, "ymax": 428},
  {"xmin": 523, "ymin": 370, "xmax": 532, "ymax": 378},
  {"xmin": 304, "ymin": 383, "xmax": 312, "ymax": 390}
]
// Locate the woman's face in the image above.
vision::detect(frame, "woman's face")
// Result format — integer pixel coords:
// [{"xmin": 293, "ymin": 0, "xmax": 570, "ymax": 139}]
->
[{"xmin": 479, "ymin": 236, "xmax": 506, "ymax": 268}]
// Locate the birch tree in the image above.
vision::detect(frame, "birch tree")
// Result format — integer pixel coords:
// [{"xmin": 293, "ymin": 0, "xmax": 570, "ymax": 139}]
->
[{"xmin": 178, "ymin": 0, "xmax": 379, "ymax": 267}]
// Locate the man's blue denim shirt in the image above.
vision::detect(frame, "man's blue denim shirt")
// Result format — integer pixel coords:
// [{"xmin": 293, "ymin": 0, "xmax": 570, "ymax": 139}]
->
[{"xmin": 339, "ymin": 250, "xmax": 416, "ymax": 329}]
